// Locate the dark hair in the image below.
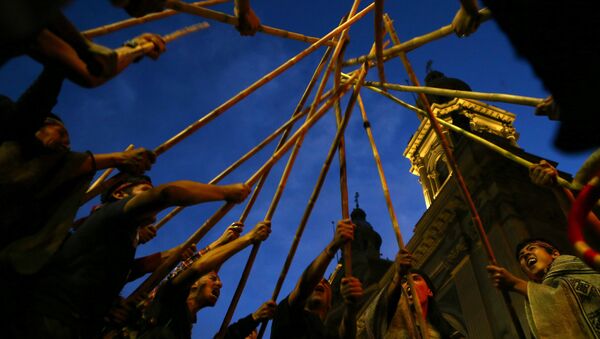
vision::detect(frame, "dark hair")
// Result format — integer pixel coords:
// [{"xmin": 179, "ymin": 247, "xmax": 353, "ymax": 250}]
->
[
  {"xmin": 47, "ymin": 112, "xmax": 64, "ymax": 123},
  {"xmin": 100, "ymin": 174, "xmax": 152, "ymax": 203},
  {"xmin": 515, "ymin": 238, "xmax": 559, "ymax": 261},
  {"xmin": 408, "ymin": 269, "xmax": 462, "ymax": 339}
]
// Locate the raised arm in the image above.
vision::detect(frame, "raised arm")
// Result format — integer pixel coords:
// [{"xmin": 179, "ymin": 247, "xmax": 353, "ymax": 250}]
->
[
  {"xmin": 123, "ymin": 181, "xmax": 251, "ymax": 218},
  {"xmin": 128, "ymin": 244, "xmax": 197, "ymax": 281},
  {"xmin": 338, "ymin": 276, "xmax": 364, "ymax": 339},
  {"xmin": 220, "ymin": 300, "xmax": 276, "ymax": 339},
  {"xmin": 486, "ymin": 265, "xmax": 529, "ymax": 298},
  {"xmin": 172, "ymin": 221, "xmax": 270, "ymax": 287},
  {"xmin": 529, "ymin": 160, "xmax": 600, "ymax": 232},
  {"xmin": 288, "ymin": 219, "xmax": 354, "ymax": 307},
  {"xmin": 379, "ymin": 248, "xmax": 414, "ymax": 326},
  {"xmin": 78, "ymin": 147, "xmax": 156, "ymax": 176},
  {"xmin": 0, "ymin": 67, "xmax": 65, "ymax": 142},
  {"xmin": 452, "ymin": 0, "xmax": 482, "ymax": 37},
  {"xmin": 30, "ymin": 29, "xmax": 165, "ymax": 88}
]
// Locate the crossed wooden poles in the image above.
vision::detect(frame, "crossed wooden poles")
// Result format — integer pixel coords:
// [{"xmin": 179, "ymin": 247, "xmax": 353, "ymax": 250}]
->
[{"xmin": 81, "ymin": 1, "xmax": 562, "ymax": 338}]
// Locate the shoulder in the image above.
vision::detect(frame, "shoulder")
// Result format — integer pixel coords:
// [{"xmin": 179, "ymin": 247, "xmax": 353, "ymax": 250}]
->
[{"xmin": 85, "ymin": 197, "xmax": 134, "ymax": 225}]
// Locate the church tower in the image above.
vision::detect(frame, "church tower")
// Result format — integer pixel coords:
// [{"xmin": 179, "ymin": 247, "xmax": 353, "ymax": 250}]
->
[
  {"xmin": 404, "ymin": 71, "xmax": 519, "ymax": 207},
  {"xmin": 402, "ymin": 70, "xmax": 575, "ymax": 338}
]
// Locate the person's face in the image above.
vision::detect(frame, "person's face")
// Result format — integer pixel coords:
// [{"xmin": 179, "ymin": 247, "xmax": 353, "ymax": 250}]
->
[
  {"xmin": 307, "ymin": 279, "xmax": 332, "ymax": 311},
  {"xmin": 35, "ymin": 121, "xmax": 70, "ymax": 151},
  {"xmin": 518, "ymin": 242, "xmax": 559, "ymax": 282},
  {"xmin": 190, "ymin": 271, "xmax": 222, "ymax": 307},
  {"xmin": 403, "ymin": 273, "xmax": 433, "ymax": 305}
]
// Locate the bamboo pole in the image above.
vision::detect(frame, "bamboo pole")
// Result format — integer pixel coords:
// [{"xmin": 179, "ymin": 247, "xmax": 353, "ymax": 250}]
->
[
  {"xmin": 164, "ymin": 0, "xmax": 336, "ymax": 46},
  {"xmin": 343, "ymin": 8, "xmax": 491, "ymax": 67},
  {"xmin": 83, "ymin": 0, "xmax": 227, "ymax": 38},
  {"xmin": 215, "ymin": 46, "xmax": 336, "ymax": 339},
  {"xmin": 81, "ymin": 87, "xmax": 332, "ymax": 204},
  {"xmin": 360, "ymin": 81, "xmax": 544, "ymax": 107},
  {"xmin": 154, "ymin": 3, "xmax": 374, "ymax": 156},
  {"xmin": 126, "ymin": 74, "xmax": 358, "ymax": 303},
  {"xmin": 219, "ymin": 8, "xmax": 363, "ymax": 334},
  {"xmin": 383, "ymin": 14, "xmax": 527, "ymax": 339},
  {"xmin": 356, "ymin": 93, "xmax": 426, "ymax": 339},
  {"xmin": 359, "ymin": 83, "xmax": 574, "ymax": 189},
  {"xmin": 84, "ymin": 6, "xmax": 374, "ymax": 204},
  {"xmin": 256, "ymin": 60, "xmax": 369, "ymax": 339},
  {"xmin": 117, "ymin": 21, "xmax": 210, "ymax": 59},
  {"xmin": 356, "ymin": 95, "xmax": 403, "ymax": 244},
  {"xmin": 374, "ymin": 0, "xmax": 387, "ymax": 89},
  {"xmin": 152, "ymin": 88, "xmax": 335, "ymax": 231},
  {"xmin": 254, "ymin": 5, "xmax": 363, "ymax": 336},
  {"xmin": 86, "ymin": 144, "xmax": 135, "ymax": 194},
  {"xmin": 333, "ymin": 37, "xmax": 357, "ymax": 339},
  {"xmin": 214, "ymin": 93, "xmax": 335, "ymax": 183}
]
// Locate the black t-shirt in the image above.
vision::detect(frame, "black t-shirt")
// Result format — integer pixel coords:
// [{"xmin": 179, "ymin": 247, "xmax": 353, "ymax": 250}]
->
[
  {"xmin": 138, "ymin": 280, "xmax": 195, "ymax": 339},
  {"xmin": 220, "ymin": 313, "xmax": 260, "ymax": 339},
  {"xmin": 0, "ymin": 67, "xmax": 90, "ymax": 275},
  {"xmin": 271, "ymin": 296, "xmax": 337, "ymax": 339},
  {"xmin": 32, "ymin": 197, "xmax": 141, "ymax": 329}
]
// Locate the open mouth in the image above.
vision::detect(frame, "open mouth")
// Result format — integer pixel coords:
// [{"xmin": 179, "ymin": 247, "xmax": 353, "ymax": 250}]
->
[
  {"xmin": 211, "ymin": 288, "xmax": 220, "ymax": 299},
  {"xmin": 527, "ymin": 256, "xmax": 537, "ymax": 268}
]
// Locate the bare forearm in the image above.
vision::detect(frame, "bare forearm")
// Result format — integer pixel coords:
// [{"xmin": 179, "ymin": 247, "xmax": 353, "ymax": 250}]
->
[
  {"xmin": 77, "ymin": 152, "xmax": 124, "ymax": 175},
  {"xmin": 291, "ymin": 242, "xmax": 337, "ymax": 304},
  {"xmin": 174, "ymin": 235, "xmax": 253, "ymax": 286},
  {"xmin": 157, "ymin": 181, "xmax": 232, "ymax": 207},
  {"xmin": 512, "ymin": 280, "xmax": 528, "ymax": 298}
]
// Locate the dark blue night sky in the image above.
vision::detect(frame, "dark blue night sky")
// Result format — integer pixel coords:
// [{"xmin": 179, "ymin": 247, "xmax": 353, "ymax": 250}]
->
[{"xmin": 0, "ymin": 1, "xmax": 592, "ymax": 337}]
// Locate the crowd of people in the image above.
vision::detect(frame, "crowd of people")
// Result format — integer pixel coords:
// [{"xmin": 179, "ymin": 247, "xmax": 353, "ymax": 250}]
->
[{"xmin": 1, "ymin": 0, "xmax": 600, "ymax": 338}]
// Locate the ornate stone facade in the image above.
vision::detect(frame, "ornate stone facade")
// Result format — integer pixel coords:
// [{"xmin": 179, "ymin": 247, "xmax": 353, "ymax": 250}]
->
[
  {"xmin": 404, "ymin": 98, "xmax": 575, "ymax": 338},
  {"xmin": 404, "ymin": 97, "xmax": 519, "ymax": 207}
]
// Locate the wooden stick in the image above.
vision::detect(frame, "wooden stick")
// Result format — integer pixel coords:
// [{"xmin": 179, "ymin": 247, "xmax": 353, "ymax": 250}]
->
[
  {"xmin": 154, "ymin": 3, "xmax": 374, "ymax": 156},
  {"xmin": 220, "ymin": 9, "xmax": 364, "ymax": 334},
  {"xmin": 332, "ymin": 34, "xmax": 357, "ymax": 339},
  {"xmin": 152, "ymin": 88, "xmax": 335, "ymax": 231},
  {"xmin": 86, "ymin": 144, "xmax": 134, "ymax": 194},
  {"xmin": 254, "ymin": 5, "xmax": 362, "ymax": 336},
  {"xmin": 356, "ymin": 93, "xmax": 426, "ymax": 339},
  {"xmin": 164, "ymin": 0, "xmax": 336, "ymax": 46},
  {"xmin": 216, "ymin": 46, "xmax": 336, "ymax": 339},
  {"xmin": 343, "ymin": 8, "xmax": 491, "ymax": 67},
  {"xmin": 211, "ymin": 89, "xmax": 334, "ymax": 183},
  {"xmin": 127, "ymin": 75, "xmax": 358, "ymax": 303},
  {"xmin": 117, "ymin": 21, "xmax": 210, "ymax": 59},
  {"xmin": 256, "ymin": 62, "xmax": 369, "ymax": 339},
  {"xmin": 360, "ymin": 84, "xmax": 574, "ymax": 189},
  {"xmin": 359, "ymin": 80, "xmax": 543, "ymax": 107},
  {"xmin": 83, "ymin": 0, "xmax": 227, "ymax": 38},
  {"xmin": 357, "ymin": 95, "xmax": 403, "ymax": 245},
  {"xmin": 384, "ymin": 14, "xmax": 527, "ymax": 338},
  {"xmin": 81, "ymin": 87, "xmax": 332, "ymax": 205},
  {"xmin": 374, "ymin": 0, "xmax": 387, "ymax": 89},
  {"xmin": 83, "ymin": 5, "xmax": 374, "ymax": 205}
]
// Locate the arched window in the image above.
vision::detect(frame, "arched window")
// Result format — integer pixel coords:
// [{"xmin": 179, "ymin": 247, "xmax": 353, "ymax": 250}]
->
[{"xmin": 436, "ymin": 157, "xmax": 450, "ymax": 187}]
